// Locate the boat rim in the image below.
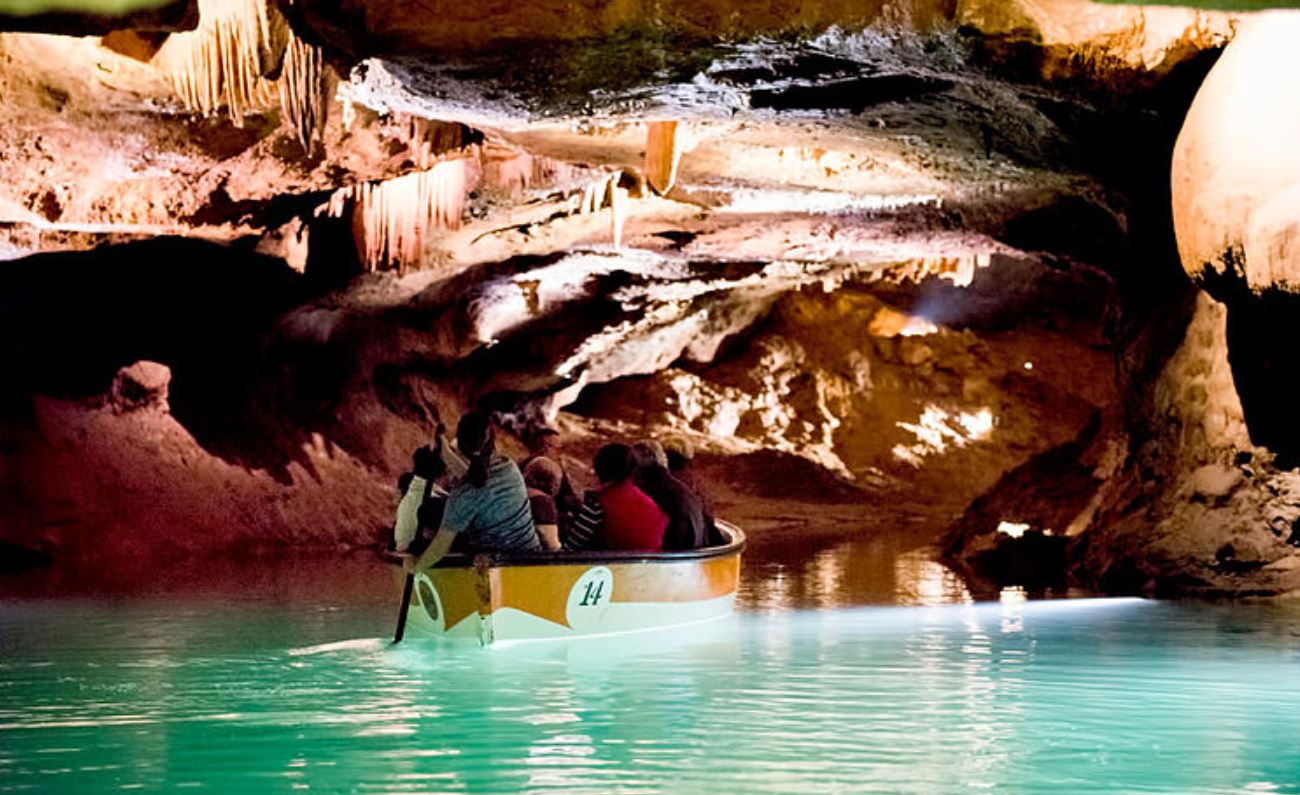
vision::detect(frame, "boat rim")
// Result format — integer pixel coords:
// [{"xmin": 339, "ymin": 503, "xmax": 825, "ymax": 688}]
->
[{"xmin": 386, "ymin": 521, "xmax": 746, "ymax": 569}]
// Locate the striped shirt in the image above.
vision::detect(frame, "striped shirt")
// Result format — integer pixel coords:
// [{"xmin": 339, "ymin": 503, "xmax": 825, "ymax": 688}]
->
[
  {"xmin": 441, "ymin": 457, "xmax": 540, "ymax": 553},
  {"xmin": 563, "ymin": 482, "xmax": 667, "ymax": 552}
]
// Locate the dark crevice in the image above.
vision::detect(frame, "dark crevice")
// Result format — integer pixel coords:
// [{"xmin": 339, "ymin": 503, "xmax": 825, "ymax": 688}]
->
[
  {"xmin": 0, "ymin": 238, "xmax": 324, "ymax": 480},
  {"xmin": 1224, "ymin": 291, "xmax": 1300, "ymax": 468}
]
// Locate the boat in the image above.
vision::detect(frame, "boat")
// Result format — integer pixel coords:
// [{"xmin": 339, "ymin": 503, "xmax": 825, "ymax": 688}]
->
[{"xmin": 393, "ymin": 521, "xmax": 745, "ymax": 645}]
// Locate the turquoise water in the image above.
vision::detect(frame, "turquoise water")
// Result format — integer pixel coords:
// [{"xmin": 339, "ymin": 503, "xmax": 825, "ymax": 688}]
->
[{"xmin": 2, "ymin": 557, "xmax": 1299, "ymax": 794}]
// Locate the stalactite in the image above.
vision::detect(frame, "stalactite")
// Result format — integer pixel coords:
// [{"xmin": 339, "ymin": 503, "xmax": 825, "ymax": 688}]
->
[
  {"xmin": 607, "ymin": 178, "xmax": 626, "ymax": 248},
  {"xmin": 483, "ymin": 146, "xmax": 577, "ymax": 195},
  {"xmin": 155, "ymin": 0, "xmax": 327, "ymax": 153},
  {"xmin": 155, "ymin": 0, "xmax": 279, "ymax": 127},
  {"xmin": 644, "ymin": 121, "xmax": 682, "ymax": 195},
  {"xmin": 568, "ymin": 171, "xmax": 631, "ymax": 248},
  {"xmin": 325, "ymin": 156, "xmax": 478, "ymax": 272},
  {"xmin": 279, "ymin": 36, "xmax": 325, "ymax": 155},
  {"xmin": 391, "ymin": 115, "xmax": 473, "ymax": 169}
]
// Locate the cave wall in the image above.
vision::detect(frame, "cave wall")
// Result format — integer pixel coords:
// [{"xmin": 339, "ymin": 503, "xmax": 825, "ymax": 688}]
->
[{"xmin": 6, "ymin": 0, "xmax": 1298, "ymax": 592}]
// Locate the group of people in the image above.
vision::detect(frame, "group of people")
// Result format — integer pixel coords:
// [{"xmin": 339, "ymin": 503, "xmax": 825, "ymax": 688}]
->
[{"xmin": 395, "ymin": 411, "xmax": 718, "ymax": 573}]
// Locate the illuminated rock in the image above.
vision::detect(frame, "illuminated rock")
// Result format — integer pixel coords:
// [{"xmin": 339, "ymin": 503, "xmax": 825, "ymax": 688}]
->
[
  {"xmin": 1173, "ymin": 12, "xmax": 1300, "ymax": 292},
  {"xmin": 110, "ymin": 360, "xmax": 171, "ymax": 413},
  {"xmin": 958, "ymin": 0, "xmax": 1233, "ymax": 74}
]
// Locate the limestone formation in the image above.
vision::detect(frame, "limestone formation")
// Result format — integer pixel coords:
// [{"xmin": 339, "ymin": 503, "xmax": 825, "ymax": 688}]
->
[
  {"xmin": 155, "ymin": 0, "xmax": 327, "ymax": 152},
  {"xmin": 5, "ymin": 0, "xmax": 1298, "ymax": 599},
  {"xmin": 1173, "ymin": 12, "xmax": 1300, "ymax": 292}
]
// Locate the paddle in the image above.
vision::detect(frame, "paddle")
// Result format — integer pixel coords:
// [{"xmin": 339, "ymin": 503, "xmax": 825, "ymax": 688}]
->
[{"xmin": 393, "ymin": 570, "xmax": 415, "ymax": 644}]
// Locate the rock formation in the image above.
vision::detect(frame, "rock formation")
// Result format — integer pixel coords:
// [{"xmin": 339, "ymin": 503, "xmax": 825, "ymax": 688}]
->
[
  {"xmin": 945, "ymin": 11, "xmax": 1300, "ymax": 597},
  {"xmin": 2, "ymin": 0, "xmax": 1298, "ymax": 598}
]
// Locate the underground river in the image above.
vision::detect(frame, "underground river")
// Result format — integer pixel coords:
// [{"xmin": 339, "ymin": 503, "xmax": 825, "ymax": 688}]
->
[{"xmin": 3, "ymin": 542, "xmax": 1299, "ymax": 794}]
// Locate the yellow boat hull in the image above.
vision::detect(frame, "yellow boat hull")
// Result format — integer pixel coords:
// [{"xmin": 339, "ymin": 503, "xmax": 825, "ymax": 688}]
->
[{"xmin": 399, "ymin": 522, "xmax": 745, "ymax": 645}]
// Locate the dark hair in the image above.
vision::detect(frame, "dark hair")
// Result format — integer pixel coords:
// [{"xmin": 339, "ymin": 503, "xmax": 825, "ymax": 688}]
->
[
  {"xmin": 457, "ymin": 411, "xmax": 495, "ymax": 488},
  {"xmin": 666, "ymin": 450, "xmax": 689, "ymax": 472},
  {"xmin": 593, "ymin": 443, "xmax": 634, "ymax": 485}
]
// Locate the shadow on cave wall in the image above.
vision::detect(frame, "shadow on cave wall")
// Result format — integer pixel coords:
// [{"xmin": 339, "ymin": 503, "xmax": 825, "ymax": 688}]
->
[
  {"xmin": 0, "ymin": 238, "xmax": 642, "ymax": 484},
  {"xmin": 0, "ymin": 238, "xmax": 325, "ymax": 480},
  {"xmin": 1225, "ymin": 291, "xmax": 1300, "ymax": 468}
]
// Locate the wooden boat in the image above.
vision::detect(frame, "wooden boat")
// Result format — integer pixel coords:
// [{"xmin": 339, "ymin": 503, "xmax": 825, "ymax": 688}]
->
[{"xmin": 395, "ymin": 521, "xmax": 745, "ymax": 645}]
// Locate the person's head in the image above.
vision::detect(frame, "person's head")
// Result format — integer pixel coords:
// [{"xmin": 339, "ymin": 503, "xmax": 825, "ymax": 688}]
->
[
  {"xmin": 457, "ymin": 410, "xmax": 496, "ymax": 487},
  {"xmin": 593, "ymin": 443, "xmax": 635, "ymax": 486},
  {"xmin": 523, "ymin": 456, "xmax": 563, "ymax": 497},
  {"xmin": 662, "ymin": 435, "xmax": 694, "ymax": 472},
  {"xmin": 630, "ymin": 440, "xmax": 668, "ymax": 472},
  {"xmin": 524, "ymin": 425, "xmax": 560, "ymax": 457}
]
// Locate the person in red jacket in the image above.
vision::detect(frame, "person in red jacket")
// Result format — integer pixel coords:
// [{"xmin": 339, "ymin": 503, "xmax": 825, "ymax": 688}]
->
[{"xmin": 563, "ymin": 443, "xmax": 668, "ymax": 551}]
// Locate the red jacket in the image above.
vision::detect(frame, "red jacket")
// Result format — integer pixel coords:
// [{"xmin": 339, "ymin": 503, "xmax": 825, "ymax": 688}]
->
[{"xmin": 600, "ymin": 481, "xmax": 668, "ymax": 551}]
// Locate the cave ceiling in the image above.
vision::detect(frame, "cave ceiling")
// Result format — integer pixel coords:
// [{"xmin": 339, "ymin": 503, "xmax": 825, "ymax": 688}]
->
[{"xmin": 0, "ymin": 0, "xmax": 1239, "ymax": 272}]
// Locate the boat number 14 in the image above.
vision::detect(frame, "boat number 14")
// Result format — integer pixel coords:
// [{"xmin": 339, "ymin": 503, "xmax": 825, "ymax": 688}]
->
[
  {"xmin": 579, "ymin": 579, "xmax": 605, "ymax": 606},
  {"xmin": 566, "ymin": 567, "xmax": 614, "ymax": 628}
]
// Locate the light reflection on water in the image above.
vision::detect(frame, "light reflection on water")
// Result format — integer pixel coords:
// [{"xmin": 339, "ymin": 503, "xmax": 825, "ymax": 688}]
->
[
  {"xmin": 1, "ymin": 584, "xmax": 1299, "ymax": 793},
  {"xmin": 740, "ymin": 539, "xmax": 988, "ymax": 610}
]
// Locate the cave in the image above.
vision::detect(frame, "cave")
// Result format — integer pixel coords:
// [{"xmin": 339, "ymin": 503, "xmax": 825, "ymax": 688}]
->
[
  {"xmin": 4, "ymin": 0, "xmax": 1300, "ymax": 790},
  {"xmin": 0, "ymin": 0, "xmax": 1295, "ymax": 593}
]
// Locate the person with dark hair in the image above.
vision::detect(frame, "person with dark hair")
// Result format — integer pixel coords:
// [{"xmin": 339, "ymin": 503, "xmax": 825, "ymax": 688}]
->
[
  {"xmin": 405, "ymin": 411, "xmax": 539, "ymax": 573},
  {"xmin": 523, "ymin": 456, "xmax": 564, "ymax": 551},
  {"xmin": 663, "ymin": 435, "xmax": 722, "ymax": 546},
  {"xmin": 564, "ymin": 443, "xmax": 668, "ymax": 552},
  {"xmin": 630, "ymin": 440, "xmax": 708, "ymax": 550},
  {"xmin": 519, "ymin": 425, "xmax": 582, "ymax": 526}
]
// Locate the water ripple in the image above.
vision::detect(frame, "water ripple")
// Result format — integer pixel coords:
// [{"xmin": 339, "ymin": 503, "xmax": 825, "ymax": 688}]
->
[{"xmin": 1, "ymin": 598, "xmax": 1299, "ymax": 793}]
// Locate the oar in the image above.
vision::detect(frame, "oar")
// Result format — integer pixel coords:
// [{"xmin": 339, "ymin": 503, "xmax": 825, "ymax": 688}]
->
[{"xmin": 393, "ymin": 571, "xmax": 416, "ymax": 644}]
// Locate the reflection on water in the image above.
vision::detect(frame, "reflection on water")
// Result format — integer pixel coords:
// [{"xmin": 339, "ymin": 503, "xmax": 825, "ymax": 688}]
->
[
  {"xmin": 2, "ymin": 596, "xmax": 1299, "ymax": 794},
  {"xmin": 741, "ymin": 536, "xmax": 984, "ymax": 610},
  {"xmin": 2, "ymin": 548, "xmax": 1300, "ymax": 794}
]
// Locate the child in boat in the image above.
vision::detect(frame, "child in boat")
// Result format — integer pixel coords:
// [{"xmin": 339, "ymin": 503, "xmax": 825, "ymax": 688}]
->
[
  {"xmin": 523, "ymin": 456, "xmax": 564, "ymax": 551},
  {"xmin": 563, "ymin": 443, "xmax": 668, "ymax": 552},
  {"xmin": 405, "ymin": 411, "xmax": 540, "ymax": 573},
  {"xmin": 630, "ymin": 441, "xmax": 708, "ymax": 550}
]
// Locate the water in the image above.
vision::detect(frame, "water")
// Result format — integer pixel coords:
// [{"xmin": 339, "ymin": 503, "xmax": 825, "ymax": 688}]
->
[{"xmin": 2, "ymin": 555, "xmax": 1300, "ymax": 794}]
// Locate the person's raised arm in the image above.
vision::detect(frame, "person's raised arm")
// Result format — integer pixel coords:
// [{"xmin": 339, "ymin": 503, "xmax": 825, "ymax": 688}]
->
[{"xmin": 393, "ymin": 475, "xmax": 427, "ymax": 552}]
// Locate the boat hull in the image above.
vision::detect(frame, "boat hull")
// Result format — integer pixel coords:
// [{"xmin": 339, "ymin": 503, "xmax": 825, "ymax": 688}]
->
[{"xmin": 399, "ymin": 523, "xmax": 744, "ymax": 644}]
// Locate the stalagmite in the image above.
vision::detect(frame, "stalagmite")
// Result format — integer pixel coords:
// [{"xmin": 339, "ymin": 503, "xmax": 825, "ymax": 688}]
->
[{"xmin": 644, "ymin": 121, "xmax": 682, "ymax": 195}]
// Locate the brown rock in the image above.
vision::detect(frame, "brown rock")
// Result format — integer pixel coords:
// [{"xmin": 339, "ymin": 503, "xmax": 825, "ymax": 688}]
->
[
  {"xmin": 1188, "ymin": 464, "xmax": 1243, "ymax": 505},
  {"xmin": 110, "ymin": 361, "xmax": 171, "ymax": 413}
]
